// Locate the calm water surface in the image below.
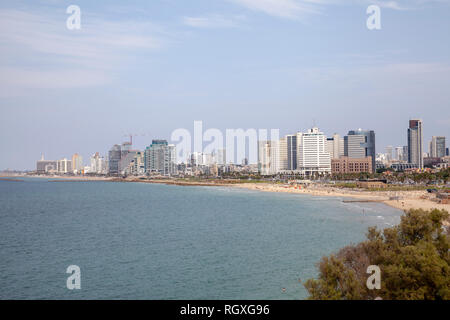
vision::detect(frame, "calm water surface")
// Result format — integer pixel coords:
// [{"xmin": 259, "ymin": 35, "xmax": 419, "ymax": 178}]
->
[{"xmin": 0, "ymin": 178, "xmax": 402, "ymax": 299}]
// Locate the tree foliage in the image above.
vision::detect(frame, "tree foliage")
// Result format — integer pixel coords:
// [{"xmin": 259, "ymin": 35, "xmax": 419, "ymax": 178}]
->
[{"xmin": 305, "ymin": 209, "xmax": 450, "ymax": 300}]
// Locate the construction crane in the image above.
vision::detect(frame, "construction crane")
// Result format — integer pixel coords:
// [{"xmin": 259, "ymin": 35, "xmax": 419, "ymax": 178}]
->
[
  {"xmin": 123, "ymin": 133, "xmax": 150, "ymax": 146},
  {"xmin": 123, "ymin": 134, "xmax": 138, "ymax": 145}
]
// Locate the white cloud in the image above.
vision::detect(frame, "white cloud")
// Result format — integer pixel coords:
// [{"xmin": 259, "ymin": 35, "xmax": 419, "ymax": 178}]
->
[
  {"xmin": 228, "ymin": 0, "xmax": 321, "ymax": 19},
  {"xmin": 227, "ymin": 0, "xmax": 448, "ymax": 19},
  {"xmin": 183, "ymin": 14, "xmax": 246, "ymax": 28},
  {"xmin": 0, "ymin": 8, "xmax": 167, "ymax": 92}
]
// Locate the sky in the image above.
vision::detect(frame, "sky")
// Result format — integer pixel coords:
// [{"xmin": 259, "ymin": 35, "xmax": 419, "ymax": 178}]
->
[{"xmin": 0, "ymin": 0, "xmax": 450, "ymax": 169}]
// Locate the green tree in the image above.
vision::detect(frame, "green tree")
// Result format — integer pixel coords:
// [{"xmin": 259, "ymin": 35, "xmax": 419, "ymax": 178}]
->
[{"xmin": 305, "ymin": 209, "xmax": 450, "ymax": 300}]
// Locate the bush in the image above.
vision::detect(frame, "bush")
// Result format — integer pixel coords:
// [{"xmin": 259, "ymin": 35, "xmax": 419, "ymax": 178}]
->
[{"xmin": 305, "ymin": 209, "xmax": 450, "ymax": 300}]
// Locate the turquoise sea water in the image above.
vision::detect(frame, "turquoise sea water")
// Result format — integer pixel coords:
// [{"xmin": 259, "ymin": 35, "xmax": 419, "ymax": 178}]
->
[{"xmin": 0, "ymin": 178, "xmax": 402, "ymax": 299}]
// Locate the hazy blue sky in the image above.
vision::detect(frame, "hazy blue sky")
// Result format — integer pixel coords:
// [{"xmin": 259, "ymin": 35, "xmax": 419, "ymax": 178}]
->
[{"xmin": 1, "ymin": 0, "xmax": 449, "ymax": 169}]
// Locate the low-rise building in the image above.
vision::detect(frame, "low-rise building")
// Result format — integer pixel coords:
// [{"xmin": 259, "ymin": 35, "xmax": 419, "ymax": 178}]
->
[
  {"xmin": 356, "ymin": 179, "xmax": 388, "ymax": 189},
  {"xmin": 331, "ymin": 156, "xmax": 372, "ymax": 174}
]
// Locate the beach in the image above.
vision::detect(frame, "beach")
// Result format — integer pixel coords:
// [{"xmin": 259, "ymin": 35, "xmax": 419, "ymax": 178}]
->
[{"xmin": 232, "ymin": 182, "xmax": 449, "ymax": 211}]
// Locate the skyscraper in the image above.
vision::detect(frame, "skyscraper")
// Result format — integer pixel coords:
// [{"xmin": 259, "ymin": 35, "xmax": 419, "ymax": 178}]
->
[
  {"xmin": 407, "ymin": 119, "xmax": 423, "ymax": 169},
  {"xmin": 144, "ymin": 140, "xmax": 177, "ymax": 176},
  {"xmin": 430, "ymin": 136, "xmax": 446, "ymax": 158},
  {"xmin": 326, "ymin": 134, "xmax": 344, "ymax": 160},
  {"xmin": 286, "ymin": 134, "xmax": 298, "ymax": 171},
  {"xmin": 402, "ymin": 146, "xmax": 409, "ymax": 161},
  {"xmin": 278, "ymin": 137, "xmax": 287, "ymax": 171},
  {"xmin": 71, "ymin": 153, "xmax": 83, "ymax": 174},
  {"xmin": 90, "ymin": 152, "xmax": 106, "ymax": 174},
  {"xmin": 258, "ymin": 140, "xmax": 279, "ymax": 175},
  {"xmin": 298, "ymin": 127, "xmax": 331, "ymax": 176},
  {"xmin": 344, "ymin": 129, "xmax": 376, "ymax": 173},
  {"xmin": 108, "ymin": 144, "xmax": 122, "ymax": 175},
  {"xmin": 57, "ymin": 158, "xmax": 72, "ymax": 174},
  {"xmin": 119, "ymin": 150, "xmax": 138, "ymax": 175},
  {"xmin": 395, "ymin": 147, "xmax": 404, "ymax": 161}
]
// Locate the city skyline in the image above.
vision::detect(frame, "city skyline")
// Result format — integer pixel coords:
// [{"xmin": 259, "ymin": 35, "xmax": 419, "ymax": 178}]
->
[
  {"xmin": 4, "ymin": 118, "xmax": 450, "ymax": 171},
  {"xmin": 1, "ymin": 1, "xmax": 450, "ymax": 170},
  {"xmin": 31, "ymin": 118, "xmax": 449, "ymax": 177}
]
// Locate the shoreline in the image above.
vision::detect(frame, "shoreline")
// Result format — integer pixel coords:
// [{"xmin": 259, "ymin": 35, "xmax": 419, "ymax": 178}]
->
[
  {"xmin": 4, "ymin": 174, "xmax": 450, "ymax": 218},
  {"xmin": 230, "ymin": 182, "xmax": 450, "ymax": 217}
]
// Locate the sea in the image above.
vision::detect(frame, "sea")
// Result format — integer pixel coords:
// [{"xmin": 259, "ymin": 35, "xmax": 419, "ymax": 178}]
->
[{"xmin": 0, "ymin": 177, "xmax": 402, "ymax": 299}]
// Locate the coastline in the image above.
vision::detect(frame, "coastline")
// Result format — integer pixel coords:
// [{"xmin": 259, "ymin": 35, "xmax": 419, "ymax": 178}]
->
[
  {"xmin": 4, "ymin": 174, "xmax": 449, "ymax": 222},
  {"xmin": 231, "ymin": 182, "xmax": 449, "ymax": 215}
]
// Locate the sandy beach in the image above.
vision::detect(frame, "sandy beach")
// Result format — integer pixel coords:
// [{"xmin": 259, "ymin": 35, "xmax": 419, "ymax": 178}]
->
[{"xmin": 233, "ymin": 182, "xmax": 449, "ymax": 210}]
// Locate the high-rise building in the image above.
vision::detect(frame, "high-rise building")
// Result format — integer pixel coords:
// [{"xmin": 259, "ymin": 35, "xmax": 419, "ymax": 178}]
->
[
  {"xmin": 395, "ymin": 147, "xmax": 403, "ymax": 161},
  {"xmin": 90, "ymin": 152, "xmax": 106, "ymax": 174},
  {"xmin": 407, "ymin": 119, "xmax": 423, "ymax": 169},
  {"xmin": 326, "ymin": 134, "xmax": 344, "ymax": 159},
  {"xmin": 71, "ymin": 153, "xmax": 83, "ymax": 174},
  {"xmin": 258, "ymin": 140, "xmax": 279, "ymax": 175},
  {"xmin": 57, "ymin": 158, "xmax": 72, "ymax": 174},
  {"xmin": 108, "ymin": 144, "xmax": 122, "ymax": 175},
  {"xmin": 298, "ymin": 127, "xmax": 331, "ymax": 176},
  {"xmin": 108, "ymin": 141, "xmax": 134, "ymax": 175},
  {"xmin": 402, "ymin": 146, "xmax": 409, "ymax": 161},
  {"xmin": 124, "ymin": 151, "xmax": 145, "ymax": 176},
  {"xmin": 344, "ymin": 129, "xmax": 376, "ymax": 173},
  {"xmin": 144, "ymin": 140, "xmax": 177, "ymax": 176},
  {"xmin": 278, "ymin": 137, "xmax": 288, "ymax": 171},
  {"xmin": 190, "ymin": 152, "xmax": 215, "ymax": 166},
  {"xmin": 286, "ymin": 134, "xmax": 298, "ymax": 171},
  {"xmin": 119, "ymin": 150, "xmax": 138, "ymax": 175},
  {"xmin": 430, "ymin": 136, "xmax": 446, "ymax": 158},
  {"xmin": 121, "ymin": 141, "xmax": 132, "ymax": 156}
]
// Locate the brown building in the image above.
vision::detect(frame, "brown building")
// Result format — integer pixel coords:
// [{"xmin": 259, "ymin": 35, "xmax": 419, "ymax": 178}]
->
[{"xmin": 331, "ymin": 156, "xmax": 373, "ymax": 174}]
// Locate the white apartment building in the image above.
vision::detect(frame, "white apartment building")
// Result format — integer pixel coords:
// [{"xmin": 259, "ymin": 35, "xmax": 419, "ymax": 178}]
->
[
  {"xmin": 191, "ymin": 152, "xmax": 216, "ymax": 166},
  {"xmin": 57, "ymin": 158, "xmax": 72, "ymax": 174},
  {"xmin": 298, "ymin": 127, "xmax": 331, "ymax": 176},
  {"xmin": 258, "ymin": 141, "xmax": 279, "ymax": 175},
  {"xmin": 278, "ymin": 137, "xmax": 288, "ymax": 171},
  {"xmin": 90, "ymin": 152, "xmax": 106, "ymax": 174},
  {"xmin": 430, "ymin": 136, "xmax": 446, "ymax": 158}
]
